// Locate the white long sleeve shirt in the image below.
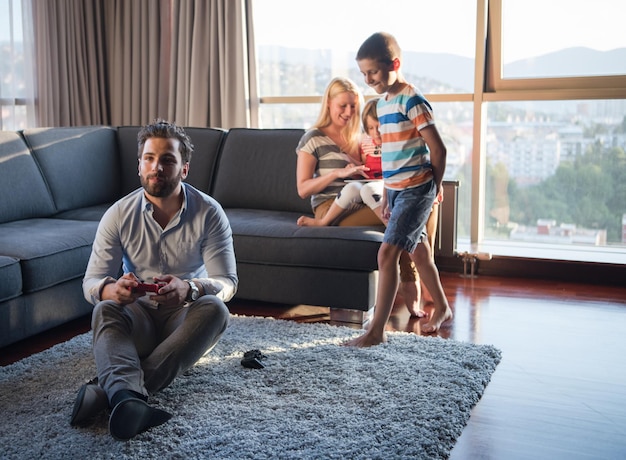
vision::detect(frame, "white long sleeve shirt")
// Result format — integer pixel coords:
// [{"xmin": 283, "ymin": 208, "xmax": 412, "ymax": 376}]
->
[{"xmin": 83, "ymin": 183, "xmax": 238, "ymax": 305}]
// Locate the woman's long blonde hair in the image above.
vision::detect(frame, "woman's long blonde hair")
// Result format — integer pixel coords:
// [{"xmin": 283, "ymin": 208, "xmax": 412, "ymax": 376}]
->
[{"xmin": 313, "ymin": 77, "xmax": 363, "ymax": 155}]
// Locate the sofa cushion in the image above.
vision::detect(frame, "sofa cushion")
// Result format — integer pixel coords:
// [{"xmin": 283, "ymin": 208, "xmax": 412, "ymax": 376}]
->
[
  {"xmin": 114, "ymin": 126, "xmax": 142, "ymax": 196},
  {"xmin": 0, "ymin": 131, "xmax": 56, "ymax": 224},
  {"xmin": 0, "ymin": 219, "xmax": 99, "ymax": 293},
  {"xmin": 116, "ymin": 126, "xmax": 227, "ymax": 196},
  {"xmin": 0, "ymin": 256, "xmax": 21, "ymax": 302},
  {"xmin": 212, "ymin": 128, "xmax": 311, "ymax": 214},
  {"xmin": 225, "ymin": 209, "xmax": 384, "ymax": 272},
  {"xmin": 184, "ymin": 127, "xmax": 228, "ymax": 194},
  {"xmin": 21, "ymin": 126, "xmax": 121, "ymax": 213}
]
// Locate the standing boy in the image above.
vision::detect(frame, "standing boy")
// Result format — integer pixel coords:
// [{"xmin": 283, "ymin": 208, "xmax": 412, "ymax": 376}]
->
[{"xmin": 345, "ymin": 32, "xmax": 452, "ymax": 347}]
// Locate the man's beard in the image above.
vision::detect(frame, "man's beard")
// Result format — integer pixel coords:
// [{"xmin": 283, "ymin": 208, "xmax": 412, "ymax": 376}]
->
[{"xmin": 140, "ymin": 173, "xmax": 181, "ymax": 198}]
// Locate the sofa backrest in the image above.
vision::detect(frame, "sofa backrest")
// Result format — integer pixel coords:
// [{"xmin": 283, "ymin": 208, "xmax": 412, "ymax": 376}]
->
[
  {"xmin": 212, "ymin": 128, "xmax": 310, "ymax": 214},
  {"xmin": 182, "ymin": 127, "xmax": 228, "ymax": 194},
  {"xmin": 116, "ymin": 126, "xmax": 227, "ymax": 196},
  {"xmin": 116, "ymin": 126, "xmax": 142, "ymax": 196},
  {"xmin": 0, "ymin": 131, "xmax": 56, "ymax": 223},
  {"xmin": 21, "ymin": 127, "xmax": 121, "ymax": 213}
]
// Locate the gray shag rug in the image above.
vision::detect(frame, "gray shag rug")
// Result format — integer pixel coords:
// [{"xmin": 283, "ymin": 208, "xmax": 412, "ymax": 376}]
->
[{"xmin": 0, "ymin": 315, "xmax": 501, "ymax": 459}]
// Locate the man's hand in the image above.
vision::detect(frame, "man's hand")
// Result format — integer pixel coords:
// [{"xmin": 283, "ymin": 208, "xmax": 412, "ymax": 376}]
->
[
  {"xmin": 101, "ymin": 273, "xmax": 189, "ymax": 306},
  {"xmin": 148, "ymin": 275, "xmax": 189, "ymax": 307},
  {"xmin": 101, "ymin": 273, "xmax": 143, "ymax": 305}
]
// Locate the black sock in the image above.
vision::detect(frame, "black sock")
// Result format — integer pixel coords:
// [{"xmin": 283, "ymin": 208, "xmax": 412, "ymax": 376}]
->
[{"xmin": 111, "ymin": 389, "xmax": 147, "ymax": 407}]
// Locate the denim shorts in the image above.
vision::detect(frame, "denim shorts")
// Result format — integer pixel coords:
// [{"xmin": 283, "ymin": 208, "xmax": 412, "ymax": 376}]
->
[{"xmin": 383, "ymin": 180, "xmax": 436, "ymax": 253}]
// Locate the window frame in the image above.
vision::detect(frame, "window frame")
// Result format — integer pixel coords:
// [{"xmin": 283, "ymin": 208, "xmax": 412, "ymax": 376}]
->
[{"xmin": 486, "ymin": 0, "xmax": 626, "ymax": 99}]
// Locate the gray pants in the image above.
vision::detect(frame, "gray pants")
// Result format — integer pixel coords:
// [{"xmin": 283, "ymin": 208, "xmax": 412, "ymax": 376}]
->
[{"xmin": 91, "ymin": 296, "xmax": 229, "ymax": 402}]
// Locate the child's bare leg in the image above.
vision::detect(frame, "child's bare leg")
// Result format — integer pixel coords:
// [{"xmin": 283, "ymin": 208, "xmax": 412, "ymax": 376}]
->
[
  {"xmin": 297, "ymin": 201, "xmax": 342, "ymax": 227},
  {"xmin": 397, "ymin": 252, "xmax": 426, "ymax": 317},
  {"xmin": 344, "ymin": 243, "xmax": 401, "ymax": 347},
  {"xmin": 420, "ymin": 204, "xmax": 439, "ymax": 304},
  {"xmin": 420, "ymin": 279, "xmax": 433, "ymax": 304},
  {"xmin": 411, "ymin": 241, "xmax": 452, "ymax": 333},
  {"xmin": 372, "ymin": 193, "xmax": 425, "ymax": 317}
]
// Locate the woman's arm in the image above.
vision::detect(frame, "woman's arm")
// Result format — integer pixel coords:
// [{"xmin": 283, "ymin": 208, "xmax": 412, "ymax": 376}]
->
[{"xmin": 296, "ymin": 150, "xmax": 366, "ymax": 199}]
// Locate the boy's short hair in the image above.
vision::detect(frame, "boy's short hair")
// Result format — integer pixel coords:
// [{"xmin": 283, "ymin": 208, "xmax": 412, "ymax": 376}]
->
[
  {"xmin": 362, "ymin": 98, "xmax": 380, "ymax": 129},
  {"xmin": 137, "ymin": 118, "xmax": 194, "ymax": 163},
  {"xmin": 356, "ymin": 32, "xmax": 402, "ymax": 65}
]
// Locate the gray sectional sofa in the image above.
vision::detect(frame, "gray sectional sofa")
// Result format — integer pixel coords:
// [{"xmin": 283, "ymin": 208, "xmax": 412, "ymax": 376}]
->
[{"xmin": 0, "ymin": 126, "xmax": 384, "ymax": 348}]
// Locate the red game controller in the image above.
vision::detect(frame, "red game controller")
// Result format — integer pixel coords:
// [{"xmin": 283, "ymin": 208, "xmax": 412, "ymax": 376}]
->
[{"xmin": 133, "ymin": 282, "xmax": 166, "ymax": 294}]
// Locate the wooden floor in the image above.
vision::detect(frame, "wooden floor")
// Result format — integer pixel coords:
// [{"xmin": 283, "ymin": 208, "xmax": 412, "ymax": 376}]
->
[{"xmin": 2, "ymin": 272, "xmax": 626, "ymax": 459}]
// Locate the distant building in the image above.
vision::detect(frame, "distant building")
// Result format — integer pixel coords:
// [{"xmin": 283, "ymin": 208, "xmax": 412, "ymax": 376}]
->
[
  {"xmin": 487, "ymin": 121, "xmax": 562, "ymax": 186},
  {"xmin": 486, "ymin": 120, "xmax": 617, "ymax": 187},
  {"xmin": 558, "ymin": 125, "xmax": 586, "ymax": 162},
  {"xmin": 510, "ymin": 219, "xmax": 607, "ymax": 246}
]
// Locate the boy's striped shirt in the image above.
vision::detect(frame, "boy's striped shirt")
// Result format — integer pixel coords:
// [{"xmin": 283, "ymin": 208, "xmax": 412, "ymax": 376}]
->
[{"xmin": 377, "ymin": 85, "xmax": 435, "ymax": 190}]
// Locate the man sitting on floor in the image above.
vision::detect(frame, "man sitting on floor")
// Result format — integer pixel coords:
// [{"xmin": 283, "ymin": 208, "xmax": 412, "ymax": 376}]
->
[{"xmin": 70, "ymin": 119, "xmax": 238, "ymax": 441}]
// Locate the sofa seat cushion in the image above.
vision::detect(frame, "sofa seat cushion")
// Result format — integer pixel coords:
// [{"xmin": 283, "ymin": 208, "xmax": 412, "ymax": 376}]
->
[
  {"xmin": 0, "ymin": 219, "xmax": 99, "ymax": 293},
  {"xmin": 225, "ymin": 209, "xmax": 384, "ymax": 272},
  {"xmin": 0, "ymin": 256, "xmax": 21, "ymax": 302}
]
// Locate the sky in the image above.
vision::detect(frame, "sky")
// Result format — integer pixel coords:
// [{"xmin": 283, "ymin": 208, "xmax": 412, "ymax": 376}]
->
[
  {"xmin": 253, "ymin": 0, "xmax": 625, "ymax": 63},
  {"xmin": 2, "ymin": 0, "xmax": 624, "ymax": 63}
]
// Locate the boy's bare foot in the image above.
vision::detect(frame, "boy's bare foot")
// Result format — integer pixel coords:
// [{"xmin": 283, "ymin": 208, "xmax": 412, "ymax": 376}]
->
[
  {"xmin": 397, "ymin": 280, "xmax": 427, "ymax": 318},
  {"xmin": 422, "ymin": 306, "xmax": 453, "ymax": 333},
  {"xmin": 342, "ymin": 330, "xmax": 387, "ymax": 348},
  {"xmin": 297, "ymin": 216, "xmax": 323, "ymax": 226}
]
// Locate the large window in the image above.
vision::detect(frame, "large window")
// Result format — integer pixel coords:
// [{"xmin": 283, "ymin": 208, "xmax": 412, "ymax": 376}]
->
[
  {"xmin": 481, "ymin": 0, "xmax": 626, "ymax": 262},
  {"xmin": 0, "ymin": 0, "xmax": 29, "ymax": 130},
  {"xmin": 4, "ymin": 0, "xmax": 624, "ymax": 264},
  {"xmin": 252, "ymin": 0, "xmax": 626, "ymax": 264},
  {"xmin": 484, "ymin": 100, "xmax": 626, "ymax": 262}
]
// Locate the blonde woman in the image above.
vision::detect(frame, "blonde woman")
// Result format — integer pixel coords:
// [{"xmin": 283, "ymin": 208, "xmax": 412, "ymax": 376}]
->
[{"xmin": 296, "ymin": 77, "xmax": 380, "ymax": 227}]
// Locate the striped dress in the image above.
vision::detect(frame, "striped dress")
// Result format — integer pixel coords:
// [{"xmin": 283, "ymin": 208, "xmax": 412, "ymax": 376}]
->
[{"xmin": 376, "ymin": 85, "xmax": 435, "ymax": 190}]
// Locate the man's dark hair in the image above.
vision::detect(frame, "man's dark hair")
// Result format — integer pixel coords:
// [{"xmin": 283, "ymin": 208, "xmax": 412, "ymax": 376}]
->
[
  {"xmin": 356, "ymin": 32, "xmax": 402, "ymax": 65},
  {"xmin": 137, "ymin": 119, "xmax": 194, "ymax": 163}
]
